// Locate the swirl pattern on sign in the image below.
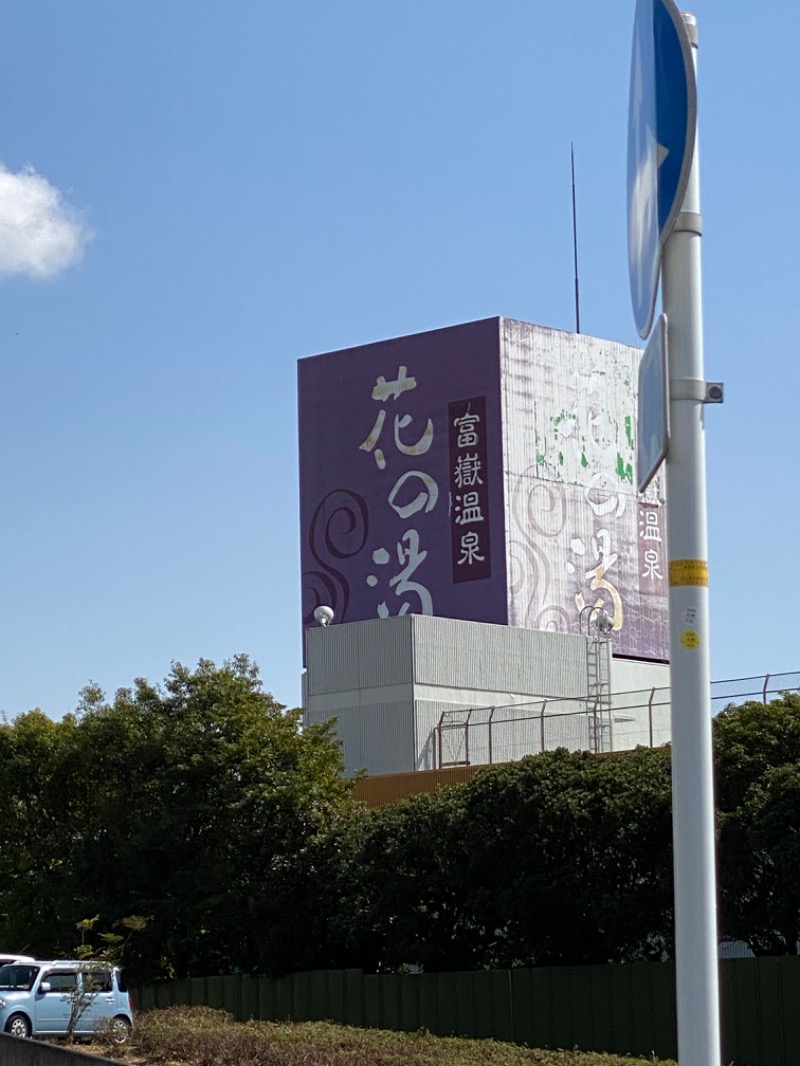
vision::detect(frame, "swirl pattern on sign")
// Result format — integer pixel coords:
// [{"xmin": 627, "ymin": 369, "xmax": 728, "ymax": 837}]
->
[{"xmin": 302, "ymin": 489, "xmax": 369, "ymax": 625}]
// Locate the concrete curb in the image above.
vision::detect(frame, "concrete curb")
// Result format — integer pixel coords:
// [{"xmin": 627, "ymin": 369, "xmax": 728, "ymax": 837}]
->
[{"xmin": 0, "ymin": 1032, "xmax": 122, "ymax": 1066}]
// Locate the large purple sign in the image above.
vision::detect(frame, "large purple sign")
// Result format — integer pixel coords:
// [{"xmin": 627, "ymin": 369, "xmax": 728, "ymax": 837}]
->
[
  {"xmin": 298, "ymin": 317, "xmax": 669, "ymax": 662},
  {"xmin": 299, "ymin": 320, "xmax": 508, "ymax": 636}
]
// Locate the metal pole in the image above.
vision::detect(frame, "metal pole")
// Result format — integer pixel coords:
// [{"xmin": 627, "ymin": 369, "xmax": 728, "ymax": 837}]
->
[
  {"xmin": 661, "ymin": 14, "xmax": 721, "ymax": 1066},
  {"xmin": 540, "ymin": 700, "xmax": 546, "ymax": 753}
]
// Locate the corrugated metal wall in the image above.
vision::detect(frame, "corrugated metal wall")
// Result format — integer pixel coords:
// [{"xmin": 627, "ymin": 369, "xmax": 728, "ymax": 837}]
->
[
  {"xmin": 304, "ymin": 700, "xmax": 414, "ymax": 778},
  {"xmin": 307, "ymin": 615, "xmax": 601, "ymax": 703},
  {"xmin": 304, "ymin": 615, "xmax": 624, "ymax": 775},
  {"xmin": 409, "ymin": 615, "xmax": 595, "ymax": 699},
  {"xmin": 305, "ymin": 616, "xmax": 414, "ymax": 696},
  {"xmin": 135, "ymin": 956, "xmax": 800, "ymax": 1066}
]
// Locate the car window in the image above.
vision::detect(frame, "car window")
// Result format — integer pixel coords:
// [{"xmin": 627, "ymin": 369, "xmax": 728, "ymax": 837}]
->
[
  {"xmin": 115, "ymin": 970, "xmax": 127, "ymax": 993},
  {"xmin": 44, "ymin": 970, "xmax": 78, "ymax": 993},
  {"xmin": 82, "ymin": 970, "xmax": 112, "ymax": 993},
  {"xmin": 0, "ymin": 964, "xmax": 39, "ymax": 991}
]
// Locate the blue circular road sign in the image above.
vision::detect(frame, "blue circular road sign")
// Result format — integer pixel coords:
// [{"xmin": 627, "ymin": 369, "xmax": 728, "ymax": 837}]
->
[{"xmin": 627, "ymin": 0, "xmax": 697, "ymax": 339}]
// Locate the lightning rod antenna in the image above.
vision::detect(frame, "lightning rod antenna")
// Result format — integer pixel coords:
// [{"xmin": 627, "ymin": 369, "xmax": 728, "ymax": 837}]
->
[{"xmin": 571, "ymin": 143, "xmax": 581, "ymax": 334}]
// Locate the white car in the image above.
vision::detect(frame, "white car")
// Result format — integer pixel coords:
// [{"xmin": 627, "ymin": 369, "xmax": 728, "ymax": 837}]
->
[
  {"xmin": 0, "ymin": 960, "xmax": 134, "ymax": 1042},
  {"xmin": 0, "ymin": 955, "xmax": 34, "ymax": 967}
]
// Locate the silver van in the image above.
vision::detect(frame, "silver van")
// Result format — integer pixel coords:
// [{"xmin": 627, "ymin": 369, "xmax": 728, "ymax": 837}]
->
[
  {"xmin": 0, "ymin": 960, "xmax": 134, "ymax": 1042},
  {"xmin": 0, "ymin": 954, "xmax": 34, "ymax": 967}
]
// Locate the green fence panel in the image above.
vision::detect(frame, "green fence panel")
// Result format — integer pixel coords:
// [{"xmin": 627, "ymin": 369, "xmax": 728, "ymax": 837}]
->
[
  {"xmin": 417, "ymin": 973, "xmax": 440, "ymax": 1035},
  {"xmin": 778, "ymin": 957, "xmax": 800, "ymax": 1066},
  {"xmin": 306, "ymin": 971, "xmax": 326, "ymax": 1021},
  {"xmin": 159, "ymin": 982, "xmax": 178, "ymax": 1009},
  {"xmin": 530, "ymin": 966, "xmax": 557, "ymax": 1048},
  {"xmin": 588, "ymin": 964, "xmax": 615, "ymax": 1053},
  {"xmin": 568, "ymin": 965, "xmax": 594, "ymax": 1051},
  {"xmin": 725, "ymin": 958, "xmax": 761, "ymax": 1066},
  {"xmin": 222, "ymin": 973, "xmax": 242, "ymax": 1018},
  {"xmin": 324, "ymin": 969, "xmax": 345, "ymax": 1023},
  {"xmin": 550, "ymin": 966, "xmax": 576, "ymax": 1050},
  {"xmin": 256, "ymin": 976, "xmax": 274, "ymax": 1020},
  {"xmin": 488, "ymin": 970, "xmax": 514, "ymax": 1044},
  {"xmin": 466, "ymin": 971, "xmax": 488, "ymax": 1038},
  {"xmin": 135, "ymin": 984, "xmax": 156, "ymax": 1012},
  {"xmin": 466, "ymin": 970, "xmax": 495, "ymax": 1040},
  {"xmin": 363, "ymin": 974, "xmax": 382, "ymax": 1030},
  {"xmin": 291, "ymin": 971, "xmax": 312, "ymax": 1021},
  {"xmin": 380, "ymin": 974, "xmax": 400, "ymax": 1032},
  {"xmin": 650, "ymin": 961, "xmax": 676, "ymax": 1061},
  {"xmin": 628, "ymin": 962, "xmax": 655, "ymax": 1058},
  {"xmin": 240, "ymin": 975, "xmax": 259, "ymax": 1021},
  {"xmin": 205, "ymin": 975, "xmax": 225, "ymax": 1010},
  {"xmin": 136, "ymin": 956, "xmax": 800, "ymax": 1065},
  {"xmin": 397, "ymin": 973, "xmax": 419, "ymax": 1032},
  {"xmin": 723, "ymin": 955, "xmax": 787, "ymax": 1066},
  {"xmin": 342, "ymin": 969, "xmax": 363, "ymax": 1027},
  {"xmin": 190, "ymin": 977, "xmax": 206, "ymax": 1008},
  {"xmin": 437, "ymin": 971, "xmax": 459, "ymax": 1037},
  {"xmin": 757, "ymin": 957, "xmax": 785, "ymax": 1066},
  {"xmin": 509, "ymin": 968, "xmax": 534, "ymax": 1047},
  {"xmin": 451, "ymin": 971, "xmax": 474, "ymax": 1038},
  {"xmin": 171, "ymin": 978, "xmax": 192, "ymax": 1006},
  {"xmin": 606, "ymin": 964, "xmax": 633, "ymax": 1055},
  {"xmin": 719, "ymin": 960, "xmax": 736, "ymax": 1065},
  {"xmin": 274, "ymin": 975, "xmax": 293, "ymax": 1021}
]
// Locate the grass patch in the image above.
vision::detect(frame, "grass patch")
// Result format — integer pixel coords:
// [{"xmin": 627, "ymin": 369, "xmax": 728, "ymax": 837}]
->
[{"xmin": 112, "ymin": 1005, "xmax": 677, "ymax": 1066}]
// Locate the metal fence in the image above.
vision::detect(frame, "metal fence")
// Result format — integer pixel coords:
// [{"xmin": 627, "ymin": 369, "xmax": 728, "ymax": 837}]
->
[
  {"xmin": 135, "ymin": 955, "xmax": 800, "ymax": 1066},
  {"xmin": 436, "ymin": 671, "xmax": 800, "ymax": 768}
]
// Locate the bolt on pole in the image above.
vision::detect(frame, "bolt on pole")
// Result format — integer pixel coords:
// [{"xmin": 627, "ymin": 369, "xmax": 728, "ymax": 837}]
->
[{"xmin": 661, "ymin": 13, "xmax": 722, "ymax": 1066}]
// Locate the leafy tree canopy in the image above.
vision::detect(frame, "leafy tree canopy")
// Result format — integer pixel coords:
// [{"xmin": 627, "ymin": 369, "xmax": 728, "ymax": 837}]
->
[{"xmin": 0, "ymin": 656, "xmax": 351, "ymax": 980}]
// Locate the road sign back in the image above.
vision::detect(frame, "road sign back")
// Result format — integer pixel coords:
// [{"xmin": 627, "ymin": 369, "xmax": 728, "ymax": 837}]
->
[{"xmin": 627, "ymin": 0, "xmax": 697, "ymax": 339}]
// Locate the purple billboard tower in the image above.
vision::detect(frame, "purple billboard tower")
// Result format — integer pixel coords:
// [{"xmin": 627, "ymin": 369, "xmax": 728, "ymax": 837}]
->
[{"xmin": 298, "ymin": 317, "xmax": 668, "ymax": 662}]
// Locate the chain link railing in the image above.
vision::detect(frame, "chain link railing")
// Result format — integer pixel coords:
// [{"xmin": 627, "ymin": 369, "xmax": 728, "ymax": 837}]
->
[{"xmin": 436, "ymin": 671, "xmax": 800, "ymax": 769}]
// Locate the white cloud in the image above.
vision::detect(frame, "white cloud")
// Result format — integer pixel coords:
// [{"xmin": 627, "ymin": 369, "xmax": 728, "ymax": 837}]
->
[{"xmin": 0, "ymin": 164, "xmax": 93, "ymax": 280}]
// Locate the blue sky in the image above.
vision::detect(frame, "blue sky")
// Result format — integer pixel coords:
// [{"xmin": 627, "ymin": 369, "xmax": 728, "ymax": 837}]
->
[{"xmin": 1, "ymin": 1, "xmax": 797, "ymax": 719}]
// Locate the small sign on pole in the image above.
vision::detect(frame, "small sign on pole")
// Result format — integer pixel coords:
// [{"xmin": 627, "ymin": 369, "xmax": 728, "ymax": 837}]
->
[{"xmin": 637, "ymin": 312, "xmax": 669, "ymax": 493}]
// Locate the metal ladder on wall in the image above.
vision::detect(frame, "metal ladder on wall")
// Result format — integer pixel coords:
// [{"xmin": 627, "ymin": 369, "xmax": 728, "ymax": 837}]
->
[{"xmin": 586, "ymin": 636, "xmax": 612, "ymax": 753}]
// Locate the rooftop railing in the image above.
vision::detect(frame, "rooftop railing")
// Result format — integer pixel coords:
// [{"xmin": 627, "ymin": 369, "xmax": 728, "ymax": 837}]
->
[{"xmin": 436, "ymin": 670, "xmax": 800, "ymax": 769}]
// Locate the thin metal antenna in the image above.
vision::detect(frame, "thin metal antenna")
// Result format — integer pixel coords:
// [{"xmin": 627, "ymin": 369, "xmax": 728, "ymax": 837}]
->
[{"xmin": 571, "ymin": 143, "xmax": 581, "ymax": 334}]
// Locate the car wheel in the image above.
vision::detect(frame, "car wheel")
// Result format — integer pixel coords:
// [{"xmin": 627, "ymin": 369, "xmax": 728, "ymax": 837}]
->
[
  {"xmin": 108, "ymin": 1016, "xmax": 132, "ymax": 1045},
  {"xmin": 6, "ymin": 1013, "xmax": 32, "ymax": 1039}
]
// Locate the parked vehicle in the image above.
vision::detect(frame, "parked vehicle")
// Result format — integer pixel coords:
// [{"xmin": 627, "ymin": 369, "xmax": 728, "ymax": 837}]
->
[
  {"xmin": 0, "ymin": 954, "xmax": 34, "ymax": 967},
  {"xmin": 0, "ymin": 960, "xmax": 134, "ymax": 1042}
]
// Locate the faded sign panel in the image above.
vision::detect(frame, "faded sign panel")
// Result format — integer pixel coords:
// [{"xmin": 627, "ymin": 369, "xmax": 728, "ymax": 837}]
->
[
  {"xmin": 298, "ymin": 319, "xmax": 508, "ymax": 644},
  {"xmin": 500, "ymin": 319, "xmax": 668, "ymax": 660}
]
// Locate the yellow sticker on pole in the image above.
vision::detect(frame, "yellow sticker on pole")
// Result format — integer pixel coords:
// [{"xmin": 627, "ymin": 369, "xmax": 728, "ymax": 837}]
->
[
  {"xmin": 669, "ymin": 559, "xmax": 709, "ymax": 587},
  {"xmin": 680, "ymin": 629, "xmax": 701, "ymax": 650}
]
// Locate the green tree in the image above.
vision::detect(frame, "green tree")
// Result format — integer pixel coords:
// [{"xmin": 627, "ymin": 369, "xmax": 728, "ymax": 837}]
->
[
  {"xmin": 297, "ymin": 746, "xmax": 674, "ymax": 974},
  {"xmin": 457, "ymin": 747, "xmax": 674, "ymax": 967},
  {"xmin": 0, "ymin": 708, "xmax": 81, "ymax": 954},
  {"xmin": 1, "ymin": 657, "xmax": 352, "ymax": 981},
  {"xmin": 715, "ymin": 694, "xmax": 800, "ymax": 953},
  {"xmin": 317, "ymin": 788, "xmax": 483, "ymax": 973}
]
